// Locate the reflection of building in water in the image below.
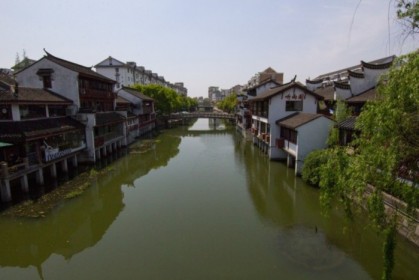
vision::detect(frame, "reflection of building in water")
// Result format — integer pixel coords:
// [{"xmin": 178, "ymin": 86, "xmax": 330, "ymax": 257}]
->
[
  {"xmin": 234, "ymin": 138, "xmax": 419, "ymax": 279},
  {"xmin": 0, "ymin": 179, "xmax": 125, "ymax": 279},
  {"xmin": 119, "ymin": 134, "xmax": 182, "ymax": 187}
]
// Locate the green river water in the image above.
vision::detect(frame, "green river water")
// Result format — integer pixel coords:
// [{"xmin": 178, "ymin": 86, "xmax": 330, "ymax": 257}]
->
[{"xmin": 0, "ymin": 119, "xmax": 418, "ymax": 280}]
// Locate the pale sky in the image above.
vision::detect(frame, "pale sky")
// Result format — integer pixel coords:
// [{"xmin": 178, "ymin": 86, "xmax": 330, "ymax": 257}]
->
[{"xmin": 1, "ymin": 0, "xmax": 417, "ymax": 97}]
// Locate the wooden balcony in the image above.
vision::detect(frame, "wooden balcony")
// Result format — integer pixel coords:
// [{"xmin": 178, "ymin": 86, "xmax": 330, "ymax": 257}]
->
[{"xmin": 0, "ymin": 158, "xmax": 33, "ymax": 180}]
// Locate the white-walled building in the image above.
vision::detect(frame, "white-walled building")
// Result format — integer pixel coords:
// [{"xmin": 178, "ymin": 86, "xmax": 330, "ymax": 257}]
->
[
  {"xmin": 15, "ymin": 51, "xmax": 126, "ymax": 163},
  {"xmin": 250, "ymin": 81, "xmax": 333, "ymax": 174},
  {"xmin": 95, "ymin": 56, "xmax": 188, "ymax": 96},
  {"xmin": 117, "ymin": 87, "xmax": 156, "ymax": 136},
  {"xmin": 306, "ymin": 55, "xmax": 395, "ymax": 115},
  {"xmin": 276, "ymin": 113, "xmax": 334, "ymax": 174}
]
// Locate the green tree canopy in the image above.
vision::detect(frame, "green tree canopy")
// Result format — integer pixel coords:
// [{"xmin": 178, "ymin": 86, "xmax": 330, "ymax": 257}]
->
[
  {"xmin": 217, "ymin": 93, "xmax": 237, "ymax": 113},
  {"xmin": 132, "ymin": 84, "xmax": 197, "ymax": 115},
  {"xmin": 302, "ymin": 51, "xmax": 419, "ymax": 280},
  {"xmin": 396, "ymin": 0, "xmax": 419, "ymax": 34}
]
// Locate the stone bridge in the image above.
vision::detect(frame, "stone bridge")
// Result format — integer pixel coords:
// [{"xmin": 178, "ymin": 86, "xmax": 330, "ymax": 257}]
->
[{"xmin": 172, "ymin": 112, "xmax": 235, "ymax": 120}]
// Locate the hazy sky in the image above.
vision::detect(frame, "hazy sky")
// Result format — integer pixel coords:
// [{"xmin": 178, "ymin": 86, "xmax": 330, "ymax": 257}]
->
[{"xmin": 1, "ymin": 0, "xmax": 417, "ymax": 97}]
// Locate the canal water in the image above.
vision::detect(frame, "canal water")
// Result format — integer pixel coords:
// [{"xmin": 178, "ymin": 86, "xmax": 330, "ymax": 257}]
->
[{"xmin": 0, "ymin": 119, "xmax": 418, "ymax": 280}]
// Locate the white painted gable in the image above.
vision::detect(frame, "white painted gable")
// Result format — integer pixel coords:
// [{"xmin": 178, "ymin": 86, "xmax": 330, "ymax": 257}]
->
[{"xmin": 95, "ymin": 57, "xmax": 125, "ymax": 67}]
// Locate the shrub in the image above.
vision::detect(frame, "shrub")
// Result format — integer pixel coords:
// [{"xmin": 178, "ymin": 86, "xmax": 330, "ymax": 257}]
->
[{"xmin": 302, "ymin": 149, "xmax": 329, "ymax": 186}]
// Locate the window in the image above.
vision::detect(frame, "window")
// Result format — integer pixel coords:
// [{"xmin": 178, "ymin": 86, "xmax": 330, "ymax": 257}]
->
[
  {"xmin": 36, "ymin": 68, "xmax": 54, "ymax": 89},
  {"xmin": 48, "ymin": 105, "xmax": 66, "ymax": 117},
  {"xmin": 43, "ymin": 75, "xmax": 52, "ymax": 88},
  {"xmin": 280, "ymin": 127, "xmax": 297, "ymax": 144},
  {"xmin": 286, "ymin": 101, "xmax": 303, "ymax": 111},
  {"xmin": 20, "ymin": 105, "xmax": 46, "ymax": 119}
]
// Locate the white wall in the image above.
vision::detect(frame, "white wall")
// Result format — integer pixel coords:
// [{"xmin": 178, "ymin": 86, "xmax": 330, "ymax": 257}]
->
[
  {"xmin": 364, "ymin": 67, "xmax": 388, "ymax": 90},
  {"xmin": 83, "ymin": 113, "xmax": 96, "ymax": 162},
  {"xmin": 268, "ymin": 87, "xmax": 319, "ymax": 159},
  {"xmin": 306, "ymin": 81, "xmax": 322, "ymax": 91},
  {"xmin": 16, "ymin": 57, "xmax": 80, "ymax": 108},
  {"xmin": 118, "ymin": 90, "xmax": 144, "ymax": 115},
  {"xmin": 11, "ymin": 104, "xmax": 20, "ymax": 121},
  {"xmin": 335, "ymin": 87, "xmax": 351, "ymax": 100},
  {"xmin": 255, "ymin": 81, "xmax": 278, "ymax": 96},
  {"xmin": 348, "ymin": 76, "xmax": 369, "ymax": 96},
  {"xmin": 295, "ymin": 116, "xmax": 334, "ymax": 174}
]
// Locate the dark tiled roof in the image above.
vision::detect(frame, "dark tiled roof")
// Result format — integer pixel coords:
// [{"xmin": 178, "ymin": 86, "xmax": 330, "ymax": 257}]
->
[
  {"xmin": 251, "ymin": 81, "xmax": 323, "ymax": 101},
  {"xmin": 334, "ymin": 81, "xmax": 351, "ymax": 90},
  {"xmin": 116, "ymin": 95, "xmax": 130, "ymax": 104},
  {"xmin": 314, "ymin": 85, "xmax": 334, "ymax": 101},
  {"xmin": 306, "ymin": 79, "xmax": 323, "ymax": 84},
  {"xmin": 0, "ymin": 117, "xmax": 85, "ymax": 142},
  {"xmin": 361, "ymin": 56, "xmax": 394, "ymax": 70},
  {"xmin": 119, "ymin": 87, "xmax": 154, "ymax": 101},
  {"xmin": 347, "ymin": 88, "xmax": 376, "ymax": 103},
  {"xmin": 336, "ymin": 116, "xmax": 357, "ymax": 131},
  {"xmin": 95, "ymin": 112, "xmax": 126, "ymax": 127},
  {"xmin": 348, "ymin": 69, "xmax": 365, "ymax": 78},
  {"xmin": 276, "ymin": 112, "xmax": 328, "ymax": 129},
  {"xmin": 0, "ymin": 87, "xmax": 73, "ymax": 104},
  {"xmin": 0, "ymin": 73, "xmax": 15, "ymax": 86},
  {"xmin": 314, "ymin": 55, "xmax": 395, "ymax": 80},
  {"xmin": 43, "ymin": 52, "xmax": 115, "ymax": 83},
  {"xmin": 244, "ymin": 79, "xmax": 281, "ymax": 92}
]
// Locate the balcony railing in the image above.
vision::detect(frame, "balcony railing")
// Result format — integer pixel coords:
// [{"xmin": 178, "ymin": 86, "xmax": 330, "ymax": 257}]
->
[
  {"xmin": 94, "ymin": 132, "xmax": 123, "ymax": 147},
  {"xmin": 0, "ymin": 158, "xmax": 29, "ymax": 179}
]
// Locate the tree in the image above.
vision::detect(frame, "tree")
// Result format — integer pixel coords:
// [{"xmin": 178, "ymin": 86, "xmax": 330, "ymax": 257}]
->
[
  {"xmin": 13, "ymin": 49, "xmax": 30, "ymax": 71},
  {"xmin": 309, "ymin": 52, "xmax": 418, "ymax": 280},
  {"xmin": 131, "ymin": 84, "xmax": 197, "ymax": 115},
  {"xmin": 327, "ymin": 99, "xmax": 352, "ymax": 146},
  {"xmin": 217, "ymin": 93, "xmax": 237, "ymax": 113},
  {"xmin": 396, "ymin": 0, "xmax": 419, "ymax": 35}
]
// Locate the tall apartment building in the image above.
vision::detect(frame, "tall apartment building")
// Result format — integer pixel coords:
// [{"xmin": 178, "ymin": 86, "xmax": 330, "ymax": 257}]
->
[{"xmin": 95, "ymin": 57, "xmax": 188, "ymax": 96}]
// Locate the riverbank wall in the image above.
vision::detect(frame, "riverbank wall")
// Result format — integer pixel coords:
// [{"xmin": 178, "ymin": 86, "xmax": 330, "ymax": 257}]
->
[{"xmin": 365, "ymin": 185, "xmax": 419, "ymax": 247}]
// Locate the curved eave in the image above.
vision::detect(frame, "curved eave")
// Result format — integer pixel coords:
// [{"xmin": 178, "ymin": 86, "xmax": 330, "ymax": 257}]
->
[
  {"xmin": 306, "ymin": 79, "xmax": 323, "ymax": 84},
  {"xmin": 334, "ymin": 81, "xmax": 351, "ymax": 90},
  {"xmin": 361, "ymin": 60, "xmax": 393, "ymax": 70},
  {"xmin": 348, "ymin": 69, "xmax": 364, "ymax": 79}
]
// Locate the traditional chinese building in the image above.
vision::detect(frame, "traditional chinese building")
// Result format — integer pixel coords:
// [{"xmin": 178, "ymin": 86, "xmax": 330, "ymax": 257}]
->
[
  {"xmin": 117, "ymin": 86, "xmax": 156, "ymax": 136},
  {"xmin": 0, "ymin": 74, "xmax": 86, "ymax": 202},
  {"xmin": 15, "ymin": 51, "xmax": 127, "ymax": 163}
]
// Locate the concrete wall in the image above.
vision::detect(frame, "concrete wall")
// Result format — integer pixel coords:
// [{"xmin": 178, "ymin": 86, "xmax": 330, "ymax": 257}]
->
[{"xmin": 83, "ymin": 113, "xmax": 96, "ymax": 162}]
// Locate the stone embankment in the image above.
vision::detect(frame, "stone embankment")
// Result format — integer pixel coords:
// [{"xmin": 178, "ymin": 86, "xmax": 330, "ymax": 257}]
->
[{"xmin": 365, "ymin": 185, "xmax": 419, "ymax": 246}]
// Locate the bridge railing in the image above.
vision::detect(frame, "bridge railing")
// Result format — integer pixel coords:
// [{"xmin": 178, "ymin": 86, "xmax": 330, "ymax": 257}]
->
[
  {"xmin": 179, "ymin": 112, "xmax": 235, "ymax": 119},
  {"xmin": 170, "ymin": 112, "xmax": 235, "ymax": 120}
]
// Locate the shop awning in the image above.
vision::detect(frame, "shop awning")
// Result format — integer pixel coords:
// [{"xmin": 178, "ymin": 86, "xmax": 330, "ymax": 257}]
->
[{"xmin": 0, "ymin": 142, "xmax": 13, "ymax": 148}]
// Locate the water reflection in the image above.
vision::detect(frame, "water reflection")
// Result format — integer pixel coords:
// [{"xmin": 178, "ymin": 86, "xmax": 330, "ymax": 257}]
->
[
  {"xmin": 0, "ymin": 130, "xmax": 186, "ymax": 277},
  {"xmin": 0, "ymin": 122, "xmax": 418, "ymax": 280},
  {"xmin": 277, "ymin": 224, "xmax": 345, "ymax": 271},
  {"xmin": 0, "ymin": 179, "xmax": 124, "ymax": 279},
  {"xmin": 234, "ymin": 134, "xmax": 419, "ymax": 279}
]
